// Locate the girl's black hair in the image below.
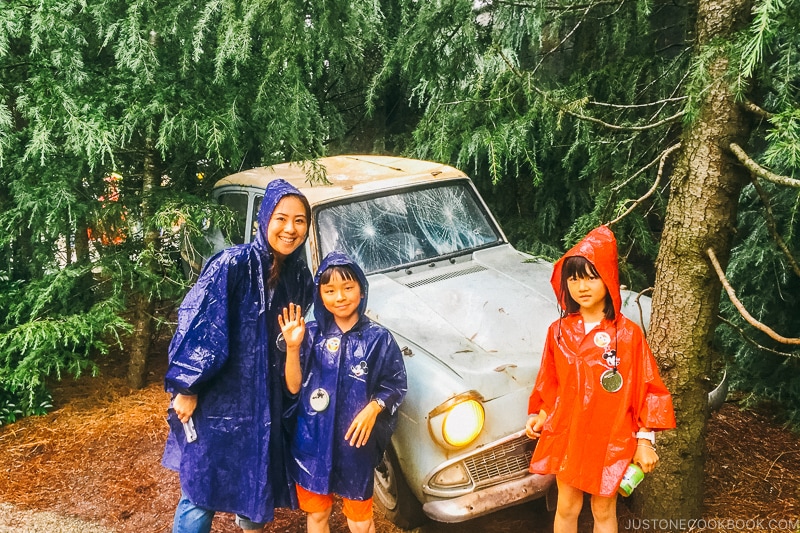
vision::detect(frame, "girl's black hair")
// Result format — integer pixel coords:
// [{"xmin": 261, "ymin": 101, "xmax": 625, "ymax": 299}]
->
[
  {"xmin": 559, "ymin": 255, "xmax": 615, "ymax": 320},
  {"xmin": 319, "ymin": 264, "xmax": 360, "ymax": 287}
]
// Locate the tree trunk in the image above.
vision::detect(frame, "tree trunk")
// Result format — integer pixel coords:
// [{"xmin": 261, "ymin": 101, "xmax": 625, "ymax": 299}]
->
[
  {"xmin": 634, "ymin": 0, "xmax": 753, "ymax": 518},
  {"xmin": 127, "ymin": 136, "xmax": 159, "ymax": 389}
]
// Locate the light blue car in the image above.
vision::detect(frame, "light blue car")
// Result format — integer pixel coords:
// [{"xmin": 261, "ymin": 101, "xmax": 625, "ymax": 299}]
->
[{"xmin": 202, "ymin": 155, "xmax": 653, "ymax": 529}]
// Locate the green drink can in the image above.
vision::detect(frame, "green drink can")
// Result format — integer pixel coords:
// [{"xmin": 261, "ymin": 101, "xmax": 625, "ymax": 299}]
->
[{"xmin": 618, "ymin": 463, "xmax": 645, "ymax": 497}]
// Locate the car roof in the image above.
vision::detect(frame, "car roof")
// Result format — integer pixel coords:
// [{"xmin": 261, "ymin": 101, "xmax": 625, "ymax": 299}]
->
[{"xmin": 213, "ymin": 154, "xmax": 469, "ymax": 205}]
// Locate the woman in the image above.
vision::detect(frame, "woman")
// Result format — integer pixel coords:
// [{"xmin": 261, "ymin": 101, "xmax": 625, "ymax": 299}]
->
[{"xmin": 162, "ymin": 179, "xmax": 314, "ymax": 533}]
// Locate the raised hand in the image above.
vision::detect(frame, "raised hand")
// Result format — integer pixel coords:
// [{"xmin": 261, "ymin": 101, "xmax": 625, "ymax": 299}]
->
[{"xmin": 278, "ymin": 303, "xmax": 306, "ymax": 349}]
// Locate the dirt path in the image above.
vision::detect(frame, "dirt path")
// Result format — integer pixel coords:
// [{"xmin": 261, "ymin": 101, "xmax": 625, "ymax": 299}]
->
[{"xmin": 0, "ymin": 503, "xmax": 114, "ymax": 533}]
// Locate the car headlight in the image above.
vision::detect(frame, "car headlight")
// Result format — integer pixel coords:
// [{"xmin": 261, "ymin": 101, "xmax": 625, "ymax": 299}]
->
[
  {"xmin": 443, "ymin": 400, "xmax": 485, "ymax": 447},
  {"xmin": 428, "ymin": 391, "xmax": 485, "ymax": 449}
]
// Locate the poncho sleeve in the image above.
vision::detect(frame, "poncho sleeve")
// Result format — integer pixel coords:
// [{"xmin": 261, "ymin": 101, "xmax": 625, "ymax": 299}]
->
[
  {"xmin": 528, "ymin": 324, "xmax": 559, "ymax": 415},
  {"xmin": 164, "ymin": 251, "xmax": 236, "ymax": 395},
  {"xmin": 370, "ymin": 329, "xmax": 407, "ymax": 414},
  {"xmin": 632, "ymin": 328, "xmax": 676, "ymax": 431}
]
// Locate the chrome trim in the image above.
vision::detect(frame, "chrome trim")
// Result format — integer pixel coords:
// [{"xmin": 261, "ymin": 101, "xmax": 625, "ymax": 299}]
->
[
  {"xmin": 423, "ymin": 429, "xmax": 534, "ymax": 497},
  {"xmin": 427, "ymin": 390, "xmax": 485, "ymax": 419},
  {"xmin": 422, "ymin": 472, "xmax": 555, "ymax": 523}
]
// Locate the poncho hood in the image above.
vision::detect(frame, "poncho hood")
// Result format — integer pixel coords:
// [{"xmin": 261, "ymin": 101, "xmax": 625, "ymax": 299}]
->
[
  {"xmin": 253, "ymin": 178, "xmax": 310, "ymax": 259},
  {"xmin": 313, "ymin": 250, "xmax": 369, "ymax": 333},
  {"xmin": 550, "ymin": 225, "xmax": 622, "ymax": 316}
]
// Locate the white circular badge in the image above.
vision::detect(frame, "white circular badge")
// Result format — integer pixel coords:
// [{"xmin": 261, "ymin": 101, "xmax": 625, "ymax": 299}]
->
[
  {"xmin": 326, "ymin": 337, "xmax": 341, "ymax": 352},
  {"xmin": 309, "ymin": 388, "xmax": 330, "ymax": 412},
  {"xmin": 593, "ymin": 331, "xmax": 611, "ymax": 348}
]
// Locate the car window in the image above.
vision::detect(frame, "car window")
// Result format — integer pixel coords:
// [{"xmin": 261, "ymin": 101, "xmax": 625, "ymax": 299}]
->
[
  {"xmin": 251, "ymin": 195, "xmax": 263, "ymax": 243},
  {"xmin": 217, "ymin": 192, "xmax": 248, "ymax": 244},
  {"xmin": 317, "ymin": 182, "xmax": 501, "ymax": 273}
]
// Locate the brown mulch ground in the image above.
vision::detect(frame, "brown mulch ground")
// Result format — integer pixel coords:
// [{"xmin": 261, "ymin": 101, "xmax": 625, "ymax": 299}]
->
[{"xmin": 1, "ymin": 345, "xmax": 799, "ymax": 533}]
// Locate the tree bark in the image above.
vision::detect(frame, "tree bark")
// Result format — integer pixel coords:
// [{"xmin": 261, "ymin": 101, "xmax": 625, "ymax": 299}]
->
[
  {"xmin": 127, "ymin": 136, "xmax": 159, "ymax": 389},
  {"xmin": 634, "ymin": 0, "xmax": 754, "ymax": 518}
]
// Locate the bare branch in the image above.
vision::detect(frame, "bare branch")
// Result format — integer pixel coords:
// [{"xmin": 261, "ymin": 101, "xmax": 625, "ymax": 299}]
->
[
  {"xmin": 633, "ymin": 286, "xmax": 654, "ymax": 341},
  {"xmin": 589, "ymin": 96, "xmax": 688, "ymax": 110},
  {"xmin": 707, "ymin": 248, "xmax": 800, "ymax": 346},
  {"xmin": 740, "ymin": 100, "xmax": 774, "ymax": 120},
  {"xmin": 730, "ymin": 143, "xmax": 800, "ymax": 188},
  {"xmin": 749, "ymin": 175, "xmax": 800, "ymax": 279},
  {"xmin": 717, "ymin": 316, "xmax": 800, "ymax": 358},
  {"xmin": 607, "ymin": 142, "xmax": 681, "ymax": 226},
  {"xmin": 531, "ymin": 4, "xmax": 593, "ymax": 77},
  {"xmin": 612, "ymin": 145, "xmax": 669, "ymax": 192},
  {"xmin": 560, "ymin": 106, "xmax": 686, "ymax": 132}
]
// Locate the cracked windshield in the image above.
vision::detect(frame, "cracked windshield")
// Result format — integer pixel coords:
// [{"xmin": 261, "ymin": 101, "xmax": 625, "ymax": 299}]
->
[{"xmin": 317, "ymin": 182, "xmax": 501, "ymax": 273}]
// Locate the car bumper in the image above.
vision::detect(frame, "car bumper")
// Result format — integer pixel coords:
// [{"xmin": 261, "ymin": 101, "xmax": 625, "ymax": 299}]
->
[{"xmin": 421, "ymin": 472, "xmax": 555, "ymax": 523}]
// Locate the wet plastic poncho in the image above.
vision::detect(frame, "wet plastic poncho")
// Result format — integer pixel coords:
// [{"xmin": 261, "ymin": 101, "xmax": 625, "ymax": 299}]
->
[
  {"xmin": 162, "ymin": 179, "xmax": 314, "ymax": 523},
  {"xmin": 291, "ymin": 251, "xmax": 407, "ymax": 500},
  {"xmin": 528, "ymin": 225, "xmax": 675, "ymax": 496}
]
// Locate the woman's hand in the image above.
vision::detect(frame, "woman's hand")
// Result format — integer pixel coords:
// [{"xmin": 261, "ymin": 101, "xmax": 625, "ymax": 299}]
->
[
  {"xmin": 173, "ymin": 393, "xmax": 198, "ymax": 423},
  {"xmin": 525, "ymin": 409, "xmax": 547, "ymax": 440},
  {"xmin": 633, "ymin": 441, "xmax": 659, "ymax": 473},
  {"xmin": 278, "ymin": 303, "xmax": 306, "ymax": 348}
]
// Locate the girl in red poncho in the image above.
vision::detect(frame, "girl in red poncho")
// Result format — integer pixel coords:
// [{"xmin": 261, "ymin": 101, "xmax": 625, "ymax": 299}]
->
[{"xmin": 525, "ymin": 226, "xmax": 675, "ymax": 533}]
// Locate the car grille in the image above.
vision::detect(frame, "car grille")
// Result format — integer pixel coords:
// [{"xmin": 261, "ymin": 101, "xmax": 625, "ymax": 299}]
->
[{"xmin": 463, "ymin": 434, "xmax": 535, "ymax": 487}]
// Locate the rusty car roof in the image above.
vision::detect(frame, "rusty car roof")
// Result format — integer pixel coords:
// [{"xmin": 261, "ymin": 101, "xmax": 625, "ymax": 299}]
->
[{"xmin": 213, "ymin": 155, "xmax": 468, "ymax": 205}]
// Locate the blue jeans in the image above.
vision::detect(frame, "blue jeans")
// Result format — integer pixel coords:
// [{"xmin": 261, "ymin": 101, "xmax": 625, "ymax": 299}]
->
[
  {"xmin": 172, "ymin": 492, "xmax": 266, "ymax": 533},
  {"xmin": 172, "ymin": 493, "xmax": 213, "ymax": 533}
]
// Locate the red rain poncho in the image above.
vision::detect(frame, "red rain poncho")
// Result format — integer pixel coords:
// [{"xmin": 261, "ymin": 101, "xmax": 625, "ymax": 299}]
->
[{"xmin": 528, "ymin": 226, "xmax": 675, "ymax": 496}]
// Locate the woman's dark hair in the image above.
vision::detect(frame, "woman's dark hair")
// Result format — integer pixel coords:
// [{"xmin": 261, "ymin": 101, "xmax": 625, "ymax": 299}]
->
[
  {"xmin": 268, "ymin": 193, "xmax": 312, "ymax": 289},
  {"xmin": 559, "ymin": 255, "xmax": 615, "ymax": 320},
  {"xmin": 319, "ymin": 264, "xmax": 360, "ymax": 287}
]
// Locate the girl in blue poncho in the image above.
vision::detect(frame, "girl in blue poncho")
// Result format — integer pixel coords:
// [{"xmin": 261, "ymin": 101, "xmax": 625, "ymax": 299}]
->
[
  {"xmin": 162, "ymin": 179, "xmax": 314, "ymax": 533},
  {"xmin": 279, "ymin": 251, "xmax": 407, "ymax": 533}
]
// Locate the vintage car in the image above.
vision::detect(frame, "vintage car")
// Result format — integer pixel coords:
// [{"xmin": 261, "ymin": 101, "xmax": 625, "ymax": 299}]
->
[{"xmin": 207, "ymin": 155, "xmax": 652, "ymax": 528}]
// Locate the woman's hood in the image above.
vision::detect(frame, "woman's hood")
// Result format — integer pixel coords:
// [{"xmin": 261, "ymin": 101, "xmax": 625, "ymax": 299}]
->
[
  {"xmin": 253, "ymin": 178, "xmax": 309, "ymax": 258},
  {"xmin": 313, "ymin": 251, "xmax": 369, "ymax": 333},
  {"xmin": 550, "ymin": 225, "xmax": 622, "ymax": 315}
]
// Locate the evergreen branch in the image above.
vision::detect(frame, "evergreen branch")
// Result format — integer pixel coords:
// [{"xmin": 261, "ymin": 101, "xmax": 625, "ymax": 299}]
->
[
  {"xmin": 730, "ymin": 143, "xmax": 800, "ymax": 188},
  {"xmin": 496, "ymin": 48, "xmax": 687, "ymax": 131},
  {"xmin": 707, "ymin": 247, "xmax": 800, "ymax": 346},
  {"xmin": 717, "ymin": 316, "xmax": 799, "ymax": 358},
  {"xmin": 748, "ymin": 174, "xmax": 800, "ymax": 279},
  {"xmin": 607, "ymin": 142, "xmax": 681, "ymax": 226},
  {"xmin": 740, "ymin": 100, "xmax": 775, "ymax": 120}
]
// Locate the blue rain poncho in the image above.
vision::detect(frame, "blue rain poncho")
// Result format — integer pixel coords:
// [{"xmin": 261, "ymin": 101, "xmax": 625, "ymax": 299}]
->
[
  {"xmin": 162, "ymin": 179, "xmax": 314, "ymax": 523},
  {"xmin": 291, "ymin": 251, "xmax": 407, "ymax": 500}
]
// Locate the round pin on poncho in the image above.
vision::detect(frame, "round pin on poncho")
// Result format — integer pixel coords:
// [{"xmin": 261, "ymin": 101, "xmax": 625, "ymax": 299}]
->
[
  {"xmin": 600, "ymin": 369, "xmax": 623, "ymax": 393},
  {"xmin": 309, "ymin": 388, "xmax": 330, "ymax": 411}
]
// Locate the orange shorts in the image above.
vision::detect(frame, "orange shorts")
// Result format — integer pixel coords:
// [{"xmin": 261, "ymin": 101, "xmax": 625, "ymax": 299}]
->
[{"xmin": 295, "ymin": 484, "xmax": 373, "ymax": 522}]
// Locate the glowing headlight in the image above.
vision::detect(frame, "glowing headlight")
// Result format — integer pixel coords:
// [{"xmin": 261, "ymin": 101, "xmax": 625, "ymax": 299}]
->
[
  {"xmin": 442, "ymin": 399, "xmax": 485, "ymax": 447},
  {"xmin": 428, "ymin": 391, "xmax": 486, "ymax": 450}
]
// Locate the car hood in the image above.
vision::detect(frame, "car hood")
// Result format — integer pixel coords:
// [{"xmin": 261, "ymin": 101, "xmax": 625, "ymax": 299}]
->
[{"xmin": 365, "ymin": 245, "xmax": 561, "ymax": 401}]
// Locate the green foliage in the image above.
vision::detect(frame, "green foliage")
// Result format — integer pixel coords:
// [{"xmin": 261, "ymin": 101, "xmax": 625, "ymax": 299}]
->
[
  {"xmin": 378, "ymin": 0, "xmax": 687, "ymax": 286},
  {"xmin": 0, "ymin": 386, "xmax": 52, "ymax": 426},
  {"xmin": 0, "ymin": 0, "xmax": 393, "ymax": 416},
  {"xmin": 0, "ymin": 264, "xmax": 132, "ymax": 417},
  {"xmin": 716, "ymin": 181, "xmax": 800, "ymax": 427}
]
